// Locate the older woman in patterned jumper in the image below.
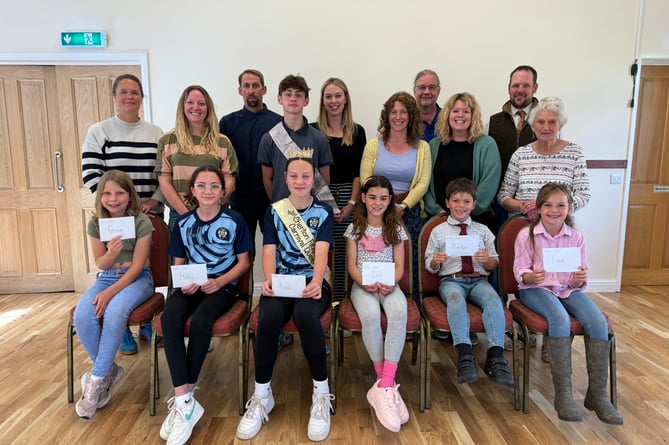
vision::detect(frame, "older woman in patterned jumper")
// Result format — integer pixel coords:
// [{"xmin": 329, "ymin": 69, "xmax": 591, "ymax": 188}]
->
[{"xmin": 497, "ymin": 96, "xmax": 590, "ymax": 221}]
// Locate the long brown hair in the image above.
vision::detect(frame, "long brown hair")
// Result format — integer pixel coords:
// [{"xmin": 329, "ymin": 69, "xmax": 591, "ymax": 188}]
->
[
  {"xmin": 377, "ymin": 92, "xmax": 423, "ymax": 146},
  {"xmin": 93, "ymin": 170, "xmax": 142, "ymax": 219},
  {"xmin": 351, "ymin": 175, "xmax": 401, "ymax": 246},
  {"xmin": 316, "ymin": 77, "xmax": 357, "ymax": 146},
  {"xmin": 528, "ymin": 182, "xmax": 574, "ymax": 250}
]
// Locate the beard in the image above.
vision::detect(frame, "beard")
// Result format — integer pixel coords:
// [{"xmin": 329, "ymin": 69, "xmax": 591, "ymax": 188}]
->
[{"xmin": 245, "ymin": 96, "xmax": 260, "ymax": 108}]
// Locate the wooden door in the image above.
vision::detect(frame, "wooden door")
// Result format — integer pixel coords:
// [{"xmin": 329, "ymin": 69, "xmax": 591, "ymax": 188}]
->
[
  {"xmin": 55, "ymin": 65, "xmax": 142, "ymax": 292},
  {"xmin": 0, "ymin": 66, "xmax": 73, "ymax": 293},
  {"xmin": 623, "ymin": 65, "xmax": 669, "ymax": 285},
  {"xmin": 0, "ymin": 65, "xmax": 140, "ymax": 293}
]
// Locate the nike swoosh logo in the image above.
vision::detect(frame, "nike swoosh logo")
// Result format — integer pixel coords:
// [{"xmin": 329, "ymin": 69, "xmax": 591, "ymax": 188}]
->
[{"xmin": 185, "ymin": 403, "xmax": 195, "ymax": 421}]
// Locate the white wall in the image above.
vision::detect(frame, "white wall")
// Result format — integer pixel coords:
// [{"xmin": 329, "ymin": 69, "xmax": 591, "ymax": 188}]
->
[{"xmin": 3, "ymin": 0, "xmax": 666, "ymax": 291}]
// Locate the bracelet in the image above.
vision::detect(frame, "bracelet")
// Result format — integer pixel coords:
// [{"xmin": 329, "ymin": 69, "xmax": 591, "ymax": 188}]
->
[{"xmin": 347, "ymin": 199, "xmax": 356, "ymax": 206}]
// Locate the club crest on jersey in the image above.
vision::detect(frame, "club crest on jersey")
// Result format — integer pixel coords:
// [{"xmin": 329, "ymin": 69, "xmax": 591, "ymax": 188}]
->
[
  {"xmin": 216, "ymin": 227, "xmax": 230, "ymax": 240},
  {"xmin": 307, "ymin": 217, "xmax": 319, "ymax": 229}
]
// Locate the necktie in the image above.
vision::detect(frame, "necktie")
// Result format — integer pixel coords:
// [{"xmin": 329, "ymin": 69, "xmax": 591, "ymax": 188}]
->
[
  {"xmin": 458, "ymin": 223, "xmax": 474, "ymax": 274},
  {"xmin": 516, "ymin": 110, "xmax": 526, "ymax": 134}
]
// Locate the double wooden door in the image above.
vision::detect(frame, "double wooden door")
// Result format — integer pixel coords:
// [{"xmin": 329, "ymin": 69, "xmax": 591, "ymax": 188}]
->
[{"xmin": 0, "ymin": 65, "xmax": 140, "ymax": 293}]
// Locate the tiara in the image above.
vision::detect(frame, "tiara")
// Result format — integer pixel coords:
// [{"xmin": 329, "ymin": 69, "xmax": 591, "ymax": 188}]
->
[{"xmin": 287, "ymin": 147, "xmax": 314, "ymax": 159}]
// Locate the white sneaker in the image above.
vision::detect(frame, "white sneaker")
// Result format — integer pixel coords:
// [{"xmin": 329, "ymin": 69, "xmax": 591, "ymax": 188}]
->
[
  {"xmin": 307, "ymin": 393, "xmax": 335, "ymax": 442},
  {"xmin": 97, "ymin": 363, "xmax": 124, "ymax": 409},
  {"xmin": 237, "ymin": 392, "xmax": 275, "ymax": 440},
  {"xmin": 160, "ymin": 396, "xmax": 177, "ymax": 440},
  {"xmin": 183, "ymin": 337, "xmax": 214, "ymax": 352},
  {"xmin": 75, "ymin": 375, "xmax": 106, "ymax": 419},
  {"xmin": 166, "ymin": 397, "xmax": 204, "ymax": 445},
  {"xmin": 394, "ymin": 384, "xmax": 409, "ymax": 424}
]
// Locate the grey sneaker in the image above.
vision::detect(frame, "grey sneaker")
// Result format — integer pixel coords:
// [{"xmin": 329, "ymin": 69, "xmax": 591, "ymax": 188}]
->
[
  {"xmin": 75, "ymin": 374, "xmax": 106, "ymax": 419},
  {"xmin": 97, "ymin": 363, "xmax": 124, "ymax": 409}
]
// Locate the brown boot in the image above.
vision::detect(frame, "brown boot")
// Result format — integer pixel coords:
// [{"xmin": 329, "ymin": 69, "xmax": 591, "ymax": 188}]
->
[
  {"xmin": 547, "ymin": 336, "xmax": 582, "ymax": 422},
  {"xmin": 583, "ymin": 337, "xmax": 623, "ymax": 425}
]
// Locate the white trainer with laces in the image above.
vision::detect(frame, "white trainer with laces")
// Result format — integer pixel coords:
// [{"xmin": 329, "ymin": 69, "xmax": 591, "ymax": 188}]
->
[
  {"xmin": 236, "ymin": 391, "xmax": 275, "ymax": 440},
  {"xmin": 166, "ymin": 397, "xmax": 204, "ymax": 445},
  {"xmin": 160, "ymin": 396, "xmax": 177, "ymax": 440},
  {"xmin": 307, "ymin": 392, "xmax": 335, "ymax": 442}
]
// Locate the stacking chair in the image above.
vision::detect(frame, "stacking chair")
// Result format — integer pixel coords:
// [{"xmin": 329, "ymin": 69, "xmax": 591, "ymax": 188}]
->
[
  {"xmin": 67, "ymin": 217, "xmax": 170, "ymax": 403},
  {"xmin": 418, "ymin": 215, "xmax": 519, "ymax": 410},
  {"xmin": 239, "ymin": 251, "xmax": 337, "ymax": 413},
  {"xmin": 333, "ymin": 221, "xmax": 425, "ymax": 410},
  {"xmin": 149, "ymin": 262, "xmax": 253, "ymax": 416},
  {"xmin": 497, "ymin": 216, "xmax": 617, "ymax": 414}
]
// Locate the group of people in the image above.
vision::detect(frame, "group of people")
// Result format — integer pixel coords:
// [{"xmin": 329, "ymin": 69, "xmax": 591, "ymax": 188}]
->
[{"xmin": 72, "ymin": 65, "xmax": 621, "ymax": 445}]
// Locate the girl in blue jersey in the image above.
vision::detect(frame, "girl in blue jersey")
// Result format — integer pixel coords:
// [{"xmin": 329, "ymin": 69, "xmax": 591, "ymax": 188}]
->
[
  {"xmin": 160, "ymin": 166, "xmax": 253, "ymax": 445},
  {"xmin": 237, "ymin": 156, "xmax": 334, "ymax": 442}
]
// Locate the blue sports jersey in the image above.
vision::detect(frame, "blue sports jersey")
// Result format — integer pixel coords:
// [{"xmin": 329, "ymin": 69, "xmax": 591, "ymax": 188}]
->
[
  {"xmin": 169, "ymin": 207, "xmax": 253, "ymax": 280},
  {"xmin": 263, "ymin": 199, "xmax": 333, "ymax": 277}
]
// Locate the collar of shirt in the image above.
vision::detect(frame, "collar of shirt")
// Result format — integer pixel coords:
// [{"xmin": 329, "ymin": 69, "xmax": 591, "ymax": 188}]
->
[
  {"xmin": 532, "ymin": 220, "xmax": 573, "ymax": 239},
  {"xmin": 282, "ymin": 116, "xmax": 310, "ymax": 136},
  {"xmin": 511, "ymin": 104, "xmax": 533, "ymax": 126}
]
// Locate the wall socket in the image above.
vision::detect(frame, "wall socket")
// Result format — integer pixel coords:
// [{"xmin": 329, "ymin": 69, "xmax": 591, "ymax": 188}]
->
[{"xmin": 610, "ymin": 173, "xmax": 623, "ymax": 184}]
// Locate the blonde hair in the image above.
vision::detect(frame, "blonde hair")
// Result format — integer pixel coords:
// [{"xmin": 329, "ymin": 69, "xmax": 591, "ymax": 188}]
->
[
  {"xmin": 93, "ymin": 170, "xmax": 141, "ymax": 219},
  {"xmin": 174, "ymin": 85, "xmax": 220, "ymax": 156},
  {"xmin": 435, "ymin": 92, "xmax": 484, "ymax": 144},
  {"xmin": 316, "ymin": 78, "xmax": 357, "ymax": 146}
]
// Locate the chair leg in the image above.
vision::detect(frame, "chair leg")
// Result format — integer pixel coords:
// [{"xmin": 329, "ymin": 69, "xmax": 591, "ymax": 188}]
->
[
  {"xmin": 238, "ymin": 322, "xmax": 246, "ymax": 415},
  {"xmin": 150, "ymin": 322, "xmax": 157, "ymax": 416},
  {"xmin": 67, "ymin": 322, "xmax": 74, "ymax": 403},
  {"xmin": 520, "ymin": 322, "xmax": 531, "ymax": 414},
  {"xmin": 330, "ymin": 318, "xmax": 336, "ymax": 413},
  {"xmin": 425, "ymin": 320, "xmax": 432, "ymax": 410},
  {"xmin": 411, "ymin": 328, "xmax": 419, "ymax": 366},
  {"xmin": 419, "ymin": 319, "xmax": 427, "ymax": 412},
  {"xmin": 511, "ymin": 325, "xmax": 520, "ymax": 411}
]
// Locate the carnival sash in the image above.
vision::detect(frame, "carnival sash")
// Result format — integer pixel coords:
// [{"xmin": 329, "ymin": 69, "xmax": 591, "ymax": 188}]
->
[
  {"xmin": 272, "ymin": 198, "xmax": 332, "ymax": 287},
  {"xmin": 268, "ymin": 123, "xmax": 340, "ymax": 214}
]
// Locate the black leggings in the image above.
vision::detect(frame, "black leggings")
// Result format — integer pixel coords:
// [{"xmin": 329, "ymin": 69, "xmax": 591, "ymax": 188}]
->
[
  {"xmin": 162, "ymin": 284, "xmax": 237, "ymax": 387},
  {"xmin": 254, "ymin": 281, "xmax": 331, "ymax": 383}
]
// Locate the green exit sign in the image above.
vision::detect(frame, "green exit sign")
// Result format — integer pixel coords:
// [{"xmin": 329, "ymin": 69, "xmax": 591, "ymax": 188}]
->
[{"xmin": 60, "ymin": 32, "xmax": 107, "ymax": 48}]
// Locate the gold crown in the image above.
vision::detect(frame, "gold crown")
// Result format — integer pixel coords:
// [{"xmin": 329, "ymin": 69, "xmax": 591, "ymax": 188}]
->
[{"xmin": 287, "ymin": 147, "xmax": 314, "ymax": 159}]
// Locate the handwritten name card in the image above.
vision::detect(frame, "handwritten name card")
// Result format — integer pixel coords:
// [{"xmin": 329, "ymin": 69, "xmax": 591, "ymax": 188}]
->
[
  {"xmin": 361, "ymin": 262, "xmax": 395, "ymax": 286},
  {"xmin": 272, "ymin": 274, "xmax": 306, "ymax": 298},
  {"xmin": 445, "ymin": 235, "xmax": 479, "ymax": 257},
  {"xmin": 99, "ymin": 216, "xmax": 135, "ymax": 241},
  {"xmin": 171, "ymin": 263, "xmax": 208, "ymax": 288},
  {"xmin": 543, "ymin": 247, "xmax": 581, "ymax": 273}
]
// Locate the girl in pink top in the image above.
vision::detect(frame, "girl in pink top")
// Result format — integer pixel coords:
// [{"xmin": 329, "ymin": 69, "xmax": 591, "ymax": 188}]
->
[{"xmin": 513, "ymin": 183, "xmax": 622, "ymax": 425}]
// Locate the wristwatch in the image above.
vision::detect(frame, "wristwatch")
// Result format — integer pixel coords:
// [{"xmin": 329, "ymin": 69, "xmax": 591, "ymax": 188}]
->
[
  {"xmin": 396, "ymin": 202, "xmax": 408, "ymax": 211},
  {"xmin": 347, "ymin": 199, "xmax": 356, "ymax": 206}
]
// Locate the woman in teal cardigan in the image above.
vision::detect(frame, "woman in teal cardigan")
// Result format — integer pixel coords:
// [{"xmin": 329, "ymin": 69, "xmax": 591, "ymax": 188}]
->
[{"xmin": 423, "ymin": 92, "xmax": 500, "ymax": 229}]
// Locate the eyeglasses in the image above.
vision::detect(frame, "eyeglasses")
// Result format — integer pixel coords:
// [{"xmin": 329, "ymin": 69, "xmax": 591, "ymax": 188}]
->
[
  {"xmin": 415, "ymin": 84, "xmax": 439, "ymax": 92},
  {"xmin": 194, "ymin": 183, "xmax": 222, "ymax": 191}
]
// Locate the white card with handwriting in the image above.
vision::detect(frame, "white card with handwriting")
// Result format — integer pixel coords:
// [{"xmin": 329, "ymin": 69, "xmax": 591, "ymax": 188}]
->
[
  {"xmin": 99, "ymin": 216, "xmax": 135, "ymax": 241},
  {"xmin": 362, "ymin": 262, "xmax": 395, "ymax": 286},
  {"xmin": 444, "ymin": 235, "xmax": 479, "ymax": 256},
  {"xmin": 543, "ymin": 247, "xmax": 581, "ymax": 272},
  {"xmin": 272, "ymin": 274, "xmax": 306, "ymax": 298},
  {"xmin": 171, "ymin": 264, "xmax": 208, "ymax": 288}
]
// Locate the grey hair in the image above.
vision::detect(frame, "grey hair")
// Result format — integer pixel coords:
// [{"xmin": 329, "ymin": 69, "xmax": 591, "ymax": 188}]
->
[
  {"xmin": 529, "ymin": 96, "xmax": 568, "ymax": 127},
  {"xmin": 413, "ymin": 69, "xmax": 440, "ymax": 88}
]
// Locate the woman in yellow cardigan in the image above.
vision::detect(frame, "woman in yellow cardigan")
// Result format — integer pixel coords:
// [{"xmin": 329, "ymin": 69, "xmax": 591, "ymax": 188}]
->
[{"xmin": 360, "ymin": 91, "xmax": 432, "ymax": 301}]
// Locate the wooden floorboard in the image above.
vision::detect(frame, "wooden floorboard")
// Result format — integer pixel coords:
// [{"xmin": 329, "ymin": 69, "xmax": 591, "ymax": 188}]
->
[{"xmin": 0, "ymin": 287, "xmax": 667, "ymax": 444}]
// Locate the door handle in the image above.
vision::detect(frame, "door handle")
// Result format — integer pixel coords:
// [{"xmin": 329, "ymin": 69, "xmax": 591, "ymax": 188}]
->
[{"xmin": 54, "ymin": 150, "xmax": 64, "ymax": 192}]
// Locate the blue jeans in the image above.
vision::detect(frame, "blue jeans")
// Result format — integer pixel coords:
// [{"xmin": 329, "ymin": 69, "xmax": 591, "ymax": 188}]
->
[
  {"xmin": 74, "ymin": 267, "xmax": 154, "ymax": 377},
  {"xmin": 438, "ymin": 277, "xmax": 506, "ymax": 348},
  {"xmin": 519, "ymin": 287, "xmax": 608, "ymax": 340}
]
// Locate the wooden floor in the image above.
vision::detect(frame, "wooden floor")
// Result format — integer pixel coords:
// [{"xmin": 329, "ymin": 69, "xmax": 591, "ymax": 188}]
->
[{"xmin": 0, "ymin": 287, "xmax": 667, "ymax": 444}]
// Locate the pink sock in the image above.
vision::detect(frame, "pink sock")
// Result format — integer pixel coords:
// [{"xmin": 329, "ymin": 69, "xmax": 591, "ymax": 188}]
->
[
  {"xmin": 374, "ymin": 362, "xmax": 384, "ymax": 381},
  {"xmin": 379, "ymin": 361, "xmax": 398, "ymax": 388}
]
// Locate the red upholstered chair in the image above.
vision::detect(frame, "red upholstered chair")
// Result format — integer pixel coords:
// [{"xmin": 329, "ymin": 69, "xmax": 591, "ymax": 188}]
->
[
  {"xmin": 418, "ymin": 215, "xmax": 519, "ymax": 410},
  {"xmin": 240, "ymin": 251, "xmax": 337, "ymax": 413},
  {"xmin": 149, "ymin": 262, "xmax": 253, "ymax": 415},
  {"xmin": 67, "ymin": 217, "xmax": 170, "ymax": 403},
  {"xmin": 333, "ymin": 220, "xmax": 425, "ymax": 410},
  {"xmin": 497, "ymin": 216, "xmax": 617, "ymax": 414}
]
